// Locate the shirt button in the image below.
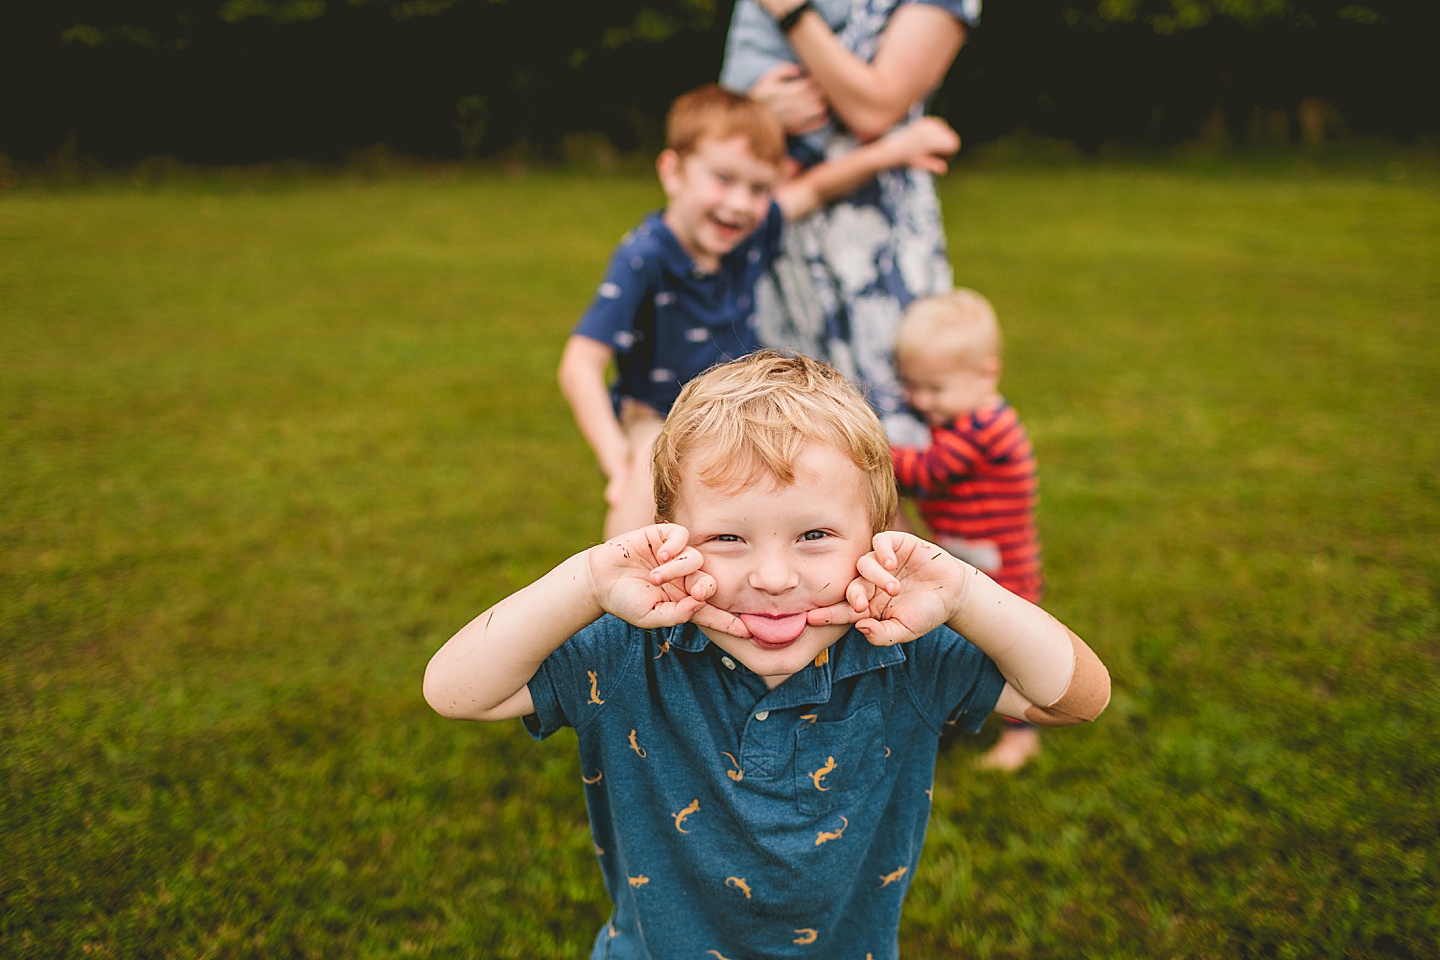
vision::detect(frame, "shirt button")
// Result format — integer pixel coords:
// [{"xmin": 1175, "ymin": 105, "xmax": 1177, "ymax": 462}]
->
[
  {"xmin": 721, "ymin": 657, "xmax": 736, "ymax": 670},
  {"xmin": 754, "ymin": 710, "xmax": 769, "ymax": 721}
]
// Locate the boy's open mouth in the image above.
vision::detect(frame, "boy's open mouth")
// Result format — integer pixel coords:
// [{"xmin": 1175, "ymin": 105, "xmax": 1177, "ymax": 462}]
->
[
  {"xmin": 709, "ymin": 213, "xmax": 747, "ymax": 235},
  {"xmin": 738, "ymin": 612, "xmax": 808, "ymax": 648}
]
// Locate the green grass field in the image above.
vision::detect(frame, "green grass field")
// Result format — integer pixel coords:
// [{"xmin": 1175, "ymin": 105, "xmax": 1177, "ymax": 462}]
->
[{"xmin": 3, "ymin": 155, "xmax": 1437, "ymax": 958}]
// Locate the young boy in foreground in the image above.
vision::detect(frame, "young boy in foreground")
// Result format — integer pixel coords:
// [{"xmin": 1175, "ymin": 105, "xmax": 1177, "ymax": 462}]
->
[
  {"xmin": 892, "ymin": 289, "xmax": 1047, "ymax": 771},
  {"xmin": 426, "ymin": 351, "xmax": 1108, "ymax": 959},
  {"xmin": 558, "ymin": 83, "xmax": 959, "ymax": 538}
]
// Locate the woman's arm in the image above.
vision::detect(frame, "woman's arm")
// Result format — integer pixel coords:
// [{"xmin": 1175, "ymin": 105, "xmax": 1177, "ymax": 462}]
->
[{"xmin": 760, "ymin": 1, "xmax": 967, "ymax": 141}]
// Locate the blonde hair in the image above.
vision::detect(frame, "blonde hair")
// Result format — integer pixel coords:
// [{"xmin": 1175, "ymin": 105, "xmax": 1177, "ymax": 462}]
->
[
  {"xmin": 665, "ymin": 84, "xmax": 786, "ymax": 168},
  {"xmin": 895, "ymin": 288, "xmax": 1002, "ymax": 372},
  {"xmin": 653, "ymin": 351, "xmax": 897, "ymax": 533}
]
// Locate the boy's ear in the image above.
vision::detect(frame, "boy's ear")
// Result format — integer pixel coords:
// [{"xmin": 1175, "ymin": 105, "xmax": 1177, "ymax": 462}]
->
[
  {"xmin": 656, "ymin": 149, "xmax": 683, "ymax": 197},
  {"xmin": 982, "ymin": 354, "xmax": 1002, "ymax": 387}
]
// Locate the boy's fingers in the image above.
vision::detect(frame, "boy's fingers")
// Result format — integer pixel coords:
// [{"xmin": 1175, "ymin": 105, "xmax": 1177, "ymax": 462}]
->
[
  {"xmin": 687, "ymin": 571, "xmax": 717, "ymax": 602},
  {"xmin": 846, "ymin": 575, "xmax": 879, "ymax": 612},
  {"xmin": 691, "ymin": 603, "xmax": 751, "ymax": 639},
  {"xmin": 652, "ymin": 523, "xmax": 691, "ymax": 563},
  {"xmin": 631, "ymin": 594, "xmax": 702, "ymax": 629},
  {"xmin": 807, "ymin": 600, "xmax": 862, "ymax": 626},
  {"xmin": 856, "ymin": 553, "xmax": 901, "ymax": 595},
  {"xmin": 666, "ymin": 596, "xmax": 706, "ymax": 624},
  {"xmin": 870, "ymin": 533, "xmax": 903, "ymax": 571},
  {"xmin": 649, "ymin": 546, "xmax": 704, "ymax": 583},
  {"xmin": 857, "ymin": 618, "xmax": 917, "ymax": 647}
]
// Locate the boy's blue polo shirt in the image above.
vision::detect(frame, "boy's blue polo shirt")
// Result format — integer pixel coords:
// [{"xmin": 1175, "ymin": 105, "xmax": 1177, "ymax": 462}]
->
[
  {"xmin": 525, "ymin": 617, "xmax": 1005, "ymax": 960},
  {"xmin": 572, "ymin": 204, "xmax": 785, "ymax": 417}
]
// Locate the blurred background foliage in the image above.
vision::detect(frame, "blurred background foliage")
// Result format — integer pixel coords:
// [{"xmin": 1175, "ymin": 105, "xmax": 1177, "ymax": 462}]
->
[{"xmin": 1, "ymin": 0, "xmax": 1436, "ymax": 168}]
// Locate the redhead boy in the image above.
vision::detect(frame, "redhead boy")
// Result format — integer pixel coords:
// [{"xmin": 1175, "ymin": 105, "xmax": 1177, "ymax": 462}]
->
[
  {"xmin": 427, "ymin": 351, "xmax": 1108, "ymax": 959},
  {"xmin": 558, "ymin": 84, "xmax": 959, "ymax": 538}
]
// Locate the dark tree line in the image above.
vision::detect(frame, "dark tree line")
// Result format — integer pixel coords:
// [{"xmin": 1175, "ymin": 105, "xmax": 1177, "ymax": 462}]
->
[{"xmin": 1, "ymin": 0, "xmax": 1434, "ymax": 167}]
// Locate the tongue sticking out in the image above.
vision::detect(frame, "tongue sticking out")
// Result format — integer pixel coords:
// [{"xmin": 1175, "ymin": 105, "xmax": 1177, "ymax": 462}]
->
[{"xmin": 739, "ymin": 613, "xmax": 808, "ymax": 647}]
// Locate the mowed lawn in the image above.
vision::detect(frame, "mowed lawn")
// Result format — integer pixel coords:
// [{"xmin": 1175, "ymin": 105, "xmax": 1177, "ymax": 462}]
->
[{"xmin": 2, "ymin": 156, "xmax": 1437, "ymax": 959}]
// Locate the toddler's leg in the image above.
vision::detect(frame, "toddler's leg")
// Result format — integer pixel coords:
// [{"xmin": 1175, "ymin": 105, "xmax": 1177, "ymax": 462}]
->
[
  {"xmin": 977, "ymin": 720, "xmax": 1041, "ymax": 772},
  {"xmin": 603, "ymin": 401, "xmax": 665, "ymax": 538}
]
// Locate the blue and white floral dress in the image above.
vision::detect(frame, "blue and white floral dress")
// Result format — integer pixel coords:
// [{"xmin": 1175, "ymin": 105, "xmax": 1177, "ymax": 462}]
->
[{"xmin": 722, "ymin": 0, "xmax": 981, "ymax": 447}]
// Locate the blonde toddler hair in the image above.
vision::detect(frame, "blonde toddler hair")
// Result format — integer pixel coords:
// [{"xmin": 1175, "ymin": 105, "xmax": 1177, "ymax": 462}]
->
[
  {"xmin": 665, "ymin": 84, "xmax": 786, "ymax": 168},
  {"xmin": 895, "ymin": 288, "xmax": 1002, "ymax": 372},
  {"xmin": 653, "ymin": 351, "xmax": 897, "ymax": 533}
]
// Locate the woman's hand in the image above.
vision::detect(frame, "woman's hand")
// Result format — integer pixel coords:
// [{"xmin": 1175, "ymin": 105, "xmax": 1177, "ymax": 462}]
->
[
  {"xmin": 750, "ymin": 63, "xmax": 830, "ymax": 136},
  {"xmin": 756, "ymin": 0, "xmax": 807, "ymax": 17},
  {"xmin": 761, "ymin": 4, "xmax": 967, "ymax": 142}
]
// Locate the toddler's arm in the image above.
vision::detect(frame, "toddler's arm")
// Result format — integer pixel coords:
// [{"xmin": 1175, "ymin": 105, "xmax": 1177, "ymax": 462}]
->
[
  {"xmin": 815, "ymin": 532, "xmax": 1109, "ymax": 725},
  {"xmin": 892, "ymin": 429, "xmax": 981, "ymax": 496},
  {"xmin": 424, "ymin": 525, "xmax": 744, "ymax": 722},
  {"xmin": 774, "ymin": 116, "xmax": 960, "ymax": 220}
]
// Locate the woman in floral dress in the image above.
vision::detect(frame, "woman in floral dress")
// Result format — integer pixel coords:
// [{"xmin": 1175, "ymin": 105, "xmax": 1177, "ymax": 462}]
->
[{"xmin": 721, "ymin": 0, "xmax": 981, "ymax": 446}]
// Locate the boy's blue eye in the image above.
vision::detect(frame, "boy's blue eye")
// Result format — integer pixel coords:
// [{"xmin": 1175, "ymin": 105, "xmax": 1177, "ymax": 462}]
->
[
  {"xmin": 714, "ymin": 534, "xmax": 741, "ymax": 542},
  {"xmin": 800, "ymin": 530, "xmax": 828, "ymax": 542}
]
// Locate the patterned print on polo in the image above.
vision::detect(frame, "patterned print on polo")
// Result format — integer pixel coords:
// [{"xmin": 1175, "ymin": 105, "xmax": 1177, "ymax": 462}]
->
[
  {"xmin": 673, "ymin": 799, "xmax": 700, "ymax": 833},
  {"xmin": 721, "ymin": 751, "xmax": 744, "ymax": 782},
  {"xmin": 815, "ymin": 816, "xmax": 848, "ymax": 845}
]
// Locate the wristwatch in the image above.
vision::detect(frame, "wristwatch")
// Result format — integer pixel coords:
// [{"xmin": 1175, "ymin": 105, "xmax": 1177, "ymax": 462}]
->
[{"xmin": 778, "ymin": 0, "xmax": 814, "ymax": 34}]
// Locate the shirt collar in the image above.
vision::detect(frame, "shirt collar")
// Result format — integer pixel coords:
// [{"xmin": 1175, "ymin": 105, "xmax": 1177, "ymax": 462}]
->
[
  {"xmin": 828, "ymin": 627, "xmax": 907, "ymax": 681},
  {"xmin": 643, "ymin": 210, "xmax": 709, "ymax": 278},
  {"xmin": 666, "ymin": 621, "xmax": 712, "ymax": 653},
  {"xmin": 664, "ymin": 623, "xmax": 905, "ymax": 705}
]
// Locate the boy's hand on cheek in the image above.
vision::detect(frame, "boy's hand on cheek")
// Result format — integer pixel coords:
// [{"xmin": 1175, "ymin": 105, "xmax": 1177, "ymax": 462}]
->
[
  {"xmin": 804, "ymin": 538, "xmax": 904, "ymax": 630},
  {"xmin": 590, "ymin": 525, "xmax": 715, "ymax": 628},
  {"xmin": 806, "ymin": 576, "xmax": 876, "ymax": 629},
  {"xmin": 590, "ymin": 524, "xmax": 753, "ymax": 639},
  {"xmin": 845, "ymin": 532, "xmax": 968, "ymax": 647}
]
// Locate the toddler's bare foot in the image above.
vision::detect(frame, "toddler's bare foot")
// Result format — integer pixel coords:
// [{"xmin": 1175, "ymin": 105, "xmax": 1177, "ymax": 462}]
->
[{"xmin": 976, "ymin": 726, "xmax": 1041, "ymax": 772}]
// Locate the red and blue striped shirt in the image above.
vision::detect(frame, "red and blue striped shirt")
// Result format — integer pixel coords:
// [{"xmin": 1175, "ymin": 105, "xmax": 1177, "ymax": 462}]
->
[{"xmin": 892, "ymin": 400, "xmax": 1044, "ymax": 603}]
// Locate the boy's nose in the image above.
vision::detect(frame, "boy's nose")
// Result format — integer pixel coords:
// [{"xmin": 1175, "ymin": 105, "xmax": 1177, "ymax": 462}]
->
[
  {"xmin": 747, "ymin": 548, "xmax": 799, "ymax": 594},
  {"xmin": 723, "ymin": 184, "xmax": 757, "ymax": 212}
]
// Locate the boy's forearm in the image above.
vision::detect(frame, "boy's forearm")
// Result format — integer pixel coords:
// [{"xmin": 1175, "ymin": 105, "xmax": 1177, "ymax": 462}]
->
[
  {"xmin": 948, "ymin": 565, "xmax": 1109, "ymax": 723},
  {"xmin": 558, "ymin": 338, "xmax": 629, "ymax": 479},
  {"xmin": 424, "ymin": 551, "xmax": 602, "ymax": 720},
  {"xmin": 568, "ymin": 386, "xmax": 629, "ymax": 480},
  {"xmin": 774, "ymin": 136, "xmax": 908, "ymax": 220}
]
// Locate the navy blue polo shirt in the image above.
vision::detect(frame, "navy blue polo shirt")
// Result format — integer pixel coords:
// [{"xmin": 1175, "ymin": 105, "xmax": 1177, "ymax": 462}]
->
[
  {"xmin": 525, "ymin": 617, "xmax": 1006, "ymax": 960},
  {"xmin": 572, "ymin": 204, "xmax": 785, "ymax": 417}
]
